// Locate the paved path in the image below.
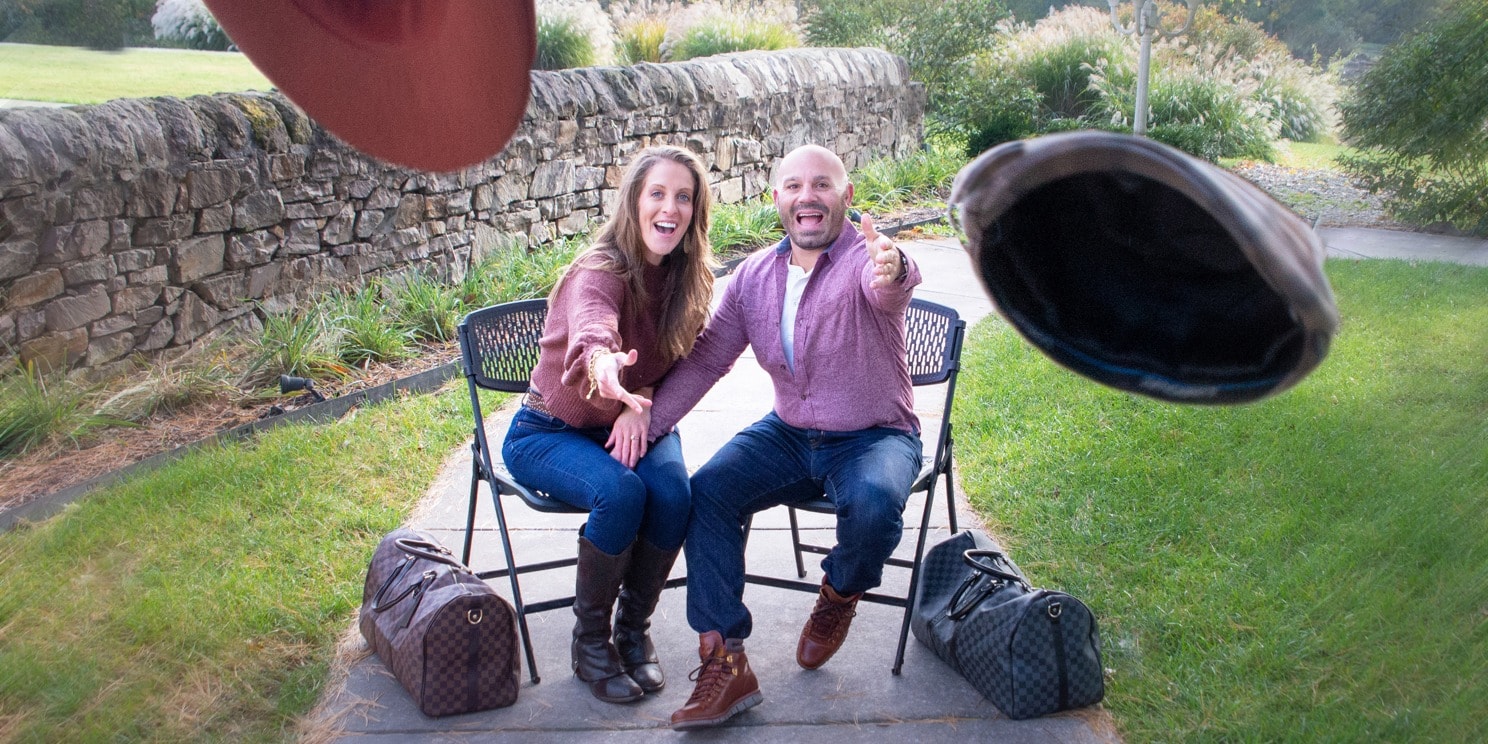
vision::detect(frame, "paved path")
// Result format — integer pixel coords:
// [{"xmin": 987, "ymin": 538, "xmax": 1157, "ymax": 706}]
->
[{"xmin": 305, "ymin": 227, "xmax": 1485, "ymax": 742}]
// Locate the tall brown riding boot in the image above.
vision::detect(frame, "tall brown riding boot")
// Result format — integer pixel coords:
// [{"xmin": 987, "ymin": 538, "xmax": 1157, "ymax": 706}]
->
[
  {"xmin": 671, "ymin": 631, "xmax": 762, "ymax": 730},
  {"xmin": 612, "ymin": 538, "xmax": 680, "ymax": 693},
  {"xmin": 572, "ymin": 536, "xmax": 644, "ymax": 703},
  {"xmin": 796, "ymin": 577, "xmax": 861, "ymax": 670}
]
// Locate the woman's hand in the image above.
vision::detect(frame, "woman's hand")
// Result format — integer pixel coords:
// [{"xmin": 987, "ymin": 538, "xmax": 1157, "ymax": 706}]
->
[
  {"xmin": 605, "ymin": 402, "xmax": 652, "ymax": 468},
  {"xmin": 591, "ymin": 349, "xmax": 652, "ymax": 414}
]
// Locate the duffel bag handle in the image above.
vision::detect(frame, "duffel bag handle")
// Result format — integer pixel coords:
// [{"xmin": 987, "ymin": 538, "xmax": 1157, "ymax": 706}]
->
[
  {"xmin": 947, "ymin": 549, "xmax": 1030, "ymax": 621},
  {"xmin": 394, "ymin": 538, "xmax": 466, "ymax": 570},
  {"xmin": 962, "ymin": 549, "xmax": 1027, "ymax": 585}
]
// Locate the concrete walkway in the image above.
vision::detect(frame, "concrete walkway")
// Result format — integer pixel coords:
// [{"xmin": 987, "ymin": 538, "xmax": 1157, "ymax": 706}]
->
[{"xmin": 305, "ymin": 226, "xmax": 1485, "ymax": 742}]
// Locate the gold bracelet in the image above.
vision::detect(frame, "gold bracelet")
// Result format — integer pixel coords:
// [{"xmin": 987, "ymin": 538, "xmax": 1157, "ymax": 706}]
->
[{"xmin": 584, "ymin": 349, "xmax": 601, "ymax": 400}]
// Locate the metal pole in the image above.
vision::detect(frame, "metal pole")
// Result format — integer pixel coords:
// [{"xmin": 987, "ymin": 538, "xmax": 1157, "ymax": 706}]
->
[
  {"xmin": 1135, "ymin": 19, "xmax": 1153, "ymax": 135},
  {"xmin": 1107, "ymin": 0, "xmax": 1200, "ymax": 138}
]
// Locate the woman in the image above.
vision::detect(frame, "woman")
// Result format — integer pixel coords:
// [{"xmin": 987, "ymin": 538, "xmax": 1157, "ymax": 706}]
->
[{"xmin": 502, "ymin": 146, "xmax": 715, "ymax": 703}]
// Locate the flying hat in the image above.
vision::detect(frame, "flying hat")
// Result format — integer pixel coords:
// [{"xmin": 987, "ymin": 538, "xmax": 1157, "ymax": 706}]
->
[
  {"xmin": 204, "ymin": 0, "xmax": 536, "ymax": 172},
  {"xmin": 948, "ymin": 131, "xmax": 1339, "ymax": 405}
]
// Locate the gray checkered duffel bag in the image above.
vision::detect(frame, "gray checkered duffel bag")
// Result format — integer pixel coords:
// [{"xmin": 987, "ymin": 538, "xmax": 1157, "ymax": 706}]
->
[
  {"xmin": 360, "ymin": 527, "xmax": 520, "ymax": 717},
  {"xmin": 912, "ymin": 533, "xmax": 1104, "ymax": 720}
]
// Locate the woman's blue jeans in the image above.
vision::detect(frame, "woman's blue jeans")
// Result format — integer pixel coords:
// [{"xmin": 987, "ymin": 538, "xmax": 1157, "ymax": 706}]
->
[
  {"xmin": 501, "ymin": 406, "xmax": 690, "ymax": 556},
  {"xmin": 683, "ymin": 412, "xmax": 922, "ymax": 639}
]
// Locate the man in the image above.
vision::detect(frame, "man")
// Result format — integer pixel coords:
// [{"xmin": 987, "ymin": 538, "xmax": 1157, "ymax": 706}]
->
[{"xmin": 644, "ymin": 144, "xmax": 925, "ymax": 729}]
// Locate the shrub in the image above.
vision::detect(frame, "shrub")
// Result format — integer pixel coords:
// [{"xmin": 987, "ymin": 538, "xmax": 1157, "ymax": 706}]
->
[
  {"xmin": 459, "ymin": 233, "xmax": 582, "ymax": 306},
  {"xmin": 150, "ymin": 0, "xmax": 231, "ymax": 51},
  {"xmin": 3, "ymin": 0, "xmax": 155, "ymax": 49},
  {"xmin": 617, "ymin": 16, "xmax": 667, "ymax": 63},
  {"xmin": 240, "ymin": 305, "xmax": 348, "ymax": 388},
  {"xmin": 850, "ymin": 139, "xmax": 966, "ymax": 212},
  {"xmin": 945, "ymin": 6, "xmax": 1332, "ymax": 161},
  {"xmin": 535, "ymin": 0, "xmax": 615, "ymax": 70},
  {"xmin": 660, "ymin": 1, "xmax": 799, "ymax": 62},
  {"xmin": 1339, "ymin": 0, "xmax": 1488, "ymax": 234},
  {"xmin": 711, "ymin": 198, "xmax": 782, "ymax": 255},
  {"xmin": 0, "ymin": 362, "xmax": 116, "ymax": 457},
  {"xmin": 389, "ymin": 271, "xmax": 464, "ymax": 344},
  {"xmin": 328, "ymin": 283, "xmax": 412, "ymax": 367},
  {"xmin": 801, "ymin": 0, "xmax": 1006, "ymax": 113}
]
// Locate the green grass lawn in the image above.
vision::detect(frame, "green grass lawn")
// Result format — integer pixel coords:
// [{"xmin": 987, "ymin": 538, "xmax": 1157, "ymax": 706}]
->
[
  {"xmin": 955, "ymin": 259, "xmax": 1488, "ymax": 741},
  {"xmin": 0, "ymin": 42, "xmax": 271, "ymax": 104},
  {"xmin": 0, "ymin": 384, "xmax": 486, "ymax": 741}
]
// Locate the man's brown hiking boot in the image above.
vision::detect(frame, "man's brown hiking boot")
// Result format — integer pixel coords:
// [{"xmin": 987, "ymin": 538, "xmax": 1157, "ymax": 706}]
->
[
  {"xmin": 796, "ymin": 578, "xmax": 861, "ymax": 670},
  {"xmin": 670, "ymin": 631, "xmax": 762, "ymax": 730}
]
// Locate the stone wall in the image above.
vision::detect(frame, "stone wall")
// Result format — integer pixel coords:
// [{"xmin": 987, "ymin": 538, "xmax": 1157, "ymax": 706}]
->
[{"xmin": 0, "ymin": 48, "xmax": 925, "ymax": 375}]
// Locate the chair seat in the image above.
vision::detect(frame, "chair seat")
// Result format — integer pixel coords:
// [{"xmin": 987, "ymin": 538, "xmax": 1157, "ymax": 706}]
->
[{"xmin": 492, "ymin": 462, "xmax": 587, "ymax": 515}]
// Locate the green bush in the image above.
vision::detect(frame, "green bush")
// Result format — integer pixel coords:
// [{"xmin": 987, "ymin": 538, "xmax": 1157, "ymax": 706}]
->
[
  {"xmin": 711, "ymin": 198, "xmax": 782, "ymax": 256},
  {"xmin": 3, "ymin": 0, "xmax": 155, "ymax": 49},
  {"xmin": 801, "ymin": 0, "xmax": 1007, "ymax": 113},
  {"xmin": 536, "ymin": 15, "xmax": 599, "ymax": 70},
  {"xmin": 944, "ymin": 6, "xmax": 1331, "ymax": 161},
  {"xmin": 1339, "ymin": 0, "xmax": 1488, "ymax": 235},
  {"xmin": 664, "ymin": 17, "xmax": 797, "ymax": 61},
  {"xmin": 0, "ymin": 362, "xmax": 115, "ymax": 457},
  {"xmin": 240, "ymin": 305, "xmax": 349, "ymax": 388},
  {"xmin": 329, "ymin": 283, "xmax": 413, "ymax": 367}
]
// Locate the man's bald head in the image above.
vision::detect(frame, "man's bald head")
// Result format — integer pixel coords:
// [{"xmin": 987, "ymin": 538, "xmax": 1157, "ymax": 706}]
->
[
  {"xmin": 772, "ymin": 145, "xmax": 854, "ymax": 251},
  {"xmin": 773, "ymin": 145, "xmax": 849, "ymax": 189}
]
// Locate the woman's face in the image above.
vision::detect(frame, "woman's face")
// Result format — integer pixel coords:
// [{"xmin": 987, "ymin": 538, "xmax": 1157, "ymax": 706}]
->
[{"xmin": 636, "ymin": 159, "xmax": 696, "ymax": 266}]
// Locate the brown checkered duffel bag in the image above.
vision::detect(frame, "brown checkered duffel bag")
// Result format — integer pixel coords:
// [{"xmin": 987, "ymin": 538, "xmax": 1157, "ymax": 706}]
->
[{"xmin": 360, "ymin": 527, "xmax": 520, "ymax": 716}]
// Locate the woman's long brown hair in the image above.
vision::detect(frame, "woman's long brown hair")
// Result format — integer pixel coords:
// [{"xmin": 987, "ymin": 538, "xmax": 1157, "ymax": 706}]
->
[{"xmin": 554, "ymin": 146, "xmax": 717, "ymax": 364}]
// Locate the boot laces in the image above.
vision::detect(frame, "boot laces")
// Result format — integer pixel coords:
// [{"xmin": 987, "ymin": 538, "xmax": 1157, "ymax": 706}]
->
[
  {"xmin": 684, "ymin": 653, "xmax": 735, "ymax": 705},
  {"xmin": 808, "ymin": 595, "xmax": 857, "ymax": 640}
]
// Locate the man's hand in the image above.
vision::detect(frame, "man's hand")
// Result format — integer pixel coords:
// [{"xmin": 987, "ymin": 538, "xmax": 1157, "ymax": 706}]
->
[
  {"xmin": 592, "ymin": 349, "xmax": 652, "ymax": 414},
  {"xmin": 864, "ymin": 213, "xmax": 904, "ymax": 289}
]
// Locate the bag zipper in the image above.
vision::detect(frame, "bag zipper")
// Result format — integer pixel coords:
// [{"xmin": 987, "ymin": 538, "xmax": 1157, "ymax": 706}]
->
[{"xmin": 1048, "ymin": 597, "xmax": 1069, "ymax": 711}]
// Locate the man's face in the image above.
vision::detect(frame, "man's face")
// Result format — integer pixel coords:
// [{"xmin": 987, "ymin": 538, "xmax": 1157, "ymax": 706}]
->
[{"xmin": 773, "ymin": 148, "xmax": 853, "ymax": 252}]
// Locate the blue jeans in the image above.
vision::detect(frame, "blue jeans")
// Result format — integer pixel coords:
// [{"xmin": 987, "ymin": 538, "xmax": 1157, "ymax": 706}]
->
[
  {"xmin": 684, "ymin": 412, "xmax": 922, "ymax": 639},
  {"xmin": 501, "ymin": 406, "xmax": 691, "ymax": 555}
]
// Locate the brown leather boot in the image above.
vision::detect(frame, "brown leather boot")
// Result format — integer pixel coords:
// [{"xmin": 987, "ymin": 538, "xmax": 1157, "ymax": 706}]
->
[
  {"xmin": 670, "ymin": 631, "xmax": 763, "ymax": 730},
  {"xmin": 571, "ymin": 536, "xmax": 644, "ymax": 703},
  {"xmin": 612, "ymin": 538, "xmax": 680, "ymax": 693},
  {"xmin": 796, "ymin": 578, "xmax": 861, "ymax": 670}
]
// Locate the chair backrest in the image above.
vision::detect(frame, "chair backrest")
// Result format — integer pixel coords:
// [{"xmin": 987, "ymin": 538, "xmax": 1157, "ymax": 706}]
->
[
  {"xmin": 905, "ymin": 298, "xmax": 965, "ymax": 388},
  {"xmin": 458, "ymin": 298, "xmax": 549, "ymax": 393}
]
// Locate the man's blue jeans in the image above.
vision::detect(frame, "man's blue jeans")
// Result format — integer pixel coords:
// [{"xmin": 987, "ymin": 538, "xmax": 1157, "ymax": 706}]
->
[
  {"xmin": 684, "ymin": 412, "xmax": 922, "ymax": 639},
  {"xmin": 502, "ymin": 406, "xmax": 690, "ymax": 555}
]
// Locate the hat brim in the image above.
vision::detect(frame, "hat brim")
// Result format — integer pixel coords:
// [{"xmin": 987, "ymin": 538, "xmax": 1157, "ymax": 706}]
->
[{"xmin": 205, "ymin": 0, "xmax": 535, "ymax": 172}]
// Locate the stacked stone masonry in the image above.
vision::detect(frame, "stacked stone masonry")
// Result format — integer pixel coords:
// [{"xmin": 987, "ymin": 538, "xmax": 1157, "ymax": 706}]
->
[{"xmin": 0, "ymin": 48, "xmax": 925, "ymax": 374}]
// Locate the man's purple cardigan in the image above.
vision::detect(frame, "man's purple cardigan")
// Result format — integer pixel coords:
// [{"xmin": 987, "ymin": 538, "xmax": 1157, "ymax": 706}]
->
[{"xmin": 647, "ymin": 218, "xmax": 923, "ymax": 440}]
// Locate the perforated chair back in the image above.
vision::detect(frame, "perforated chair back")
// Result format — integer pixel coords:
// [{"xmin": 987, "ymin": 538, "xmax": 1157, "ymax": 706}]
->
[
  {"xmin": 460, "ymin": 298, "xmax": 547, "ymax": 393},
  {"xmin": 906, "ymin": 298, "xmax": 961, "ymax": 386}
]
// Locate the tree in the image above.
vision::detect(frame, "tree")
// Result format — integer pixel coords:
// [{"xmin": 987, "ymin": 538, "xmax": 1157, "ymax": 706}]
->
[{"xmin": 1339, "ymin": 0, "xmax": 1488, "ymax": 234}]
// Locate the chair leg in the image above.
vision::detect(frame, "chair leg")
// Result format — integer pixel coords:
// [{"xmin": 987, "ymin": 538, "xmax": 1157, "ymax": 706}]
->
[
  {"xmin": 482, "ymin": 473, "xmax": 542, "ymax": 685},
  {"xmin": 943, "ymin": 439, "xmax": 958, "ymax": 534},
  {"xmin": 462, "ymin": 447, "xmax": 481, "ymax": 567},
  {"xmin": 894, "ymin": 478, "xmax": 945, "ymax": 675},
  {"xmin": 788, "ymin": 507, "xmax": 807, "ymax": 579}
]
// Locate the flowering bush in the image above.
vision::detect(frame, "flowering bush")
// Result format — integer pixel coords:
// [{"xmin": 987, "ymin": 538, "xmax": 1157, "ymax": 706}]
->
[{"xmin": 151, "ymin": 0, "xmax": 231, "ymax": 51}]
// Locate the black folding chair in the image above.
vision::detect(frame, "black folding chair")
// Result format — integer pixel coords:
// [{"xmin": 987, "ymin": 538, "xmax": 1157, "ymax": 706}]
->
[
  {"xmin": 742, "ymin": 297, "xmax": 967, "ymax": 675},
  {"xmin": 457, "ymin": 298, "xmax": 583, "ymax": 685}
]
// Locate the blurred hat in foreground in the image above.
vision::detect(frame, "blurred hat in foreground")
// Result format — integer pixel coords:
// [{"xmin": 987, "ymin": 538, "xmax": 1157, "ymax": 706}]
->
[
  {"xmin": 204, "ymin": 0, "xmax": 536, "ymax": 172},
  {"xmin": 948, "ymin": 131, "xmax": 1338, "ymax": 404}
]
